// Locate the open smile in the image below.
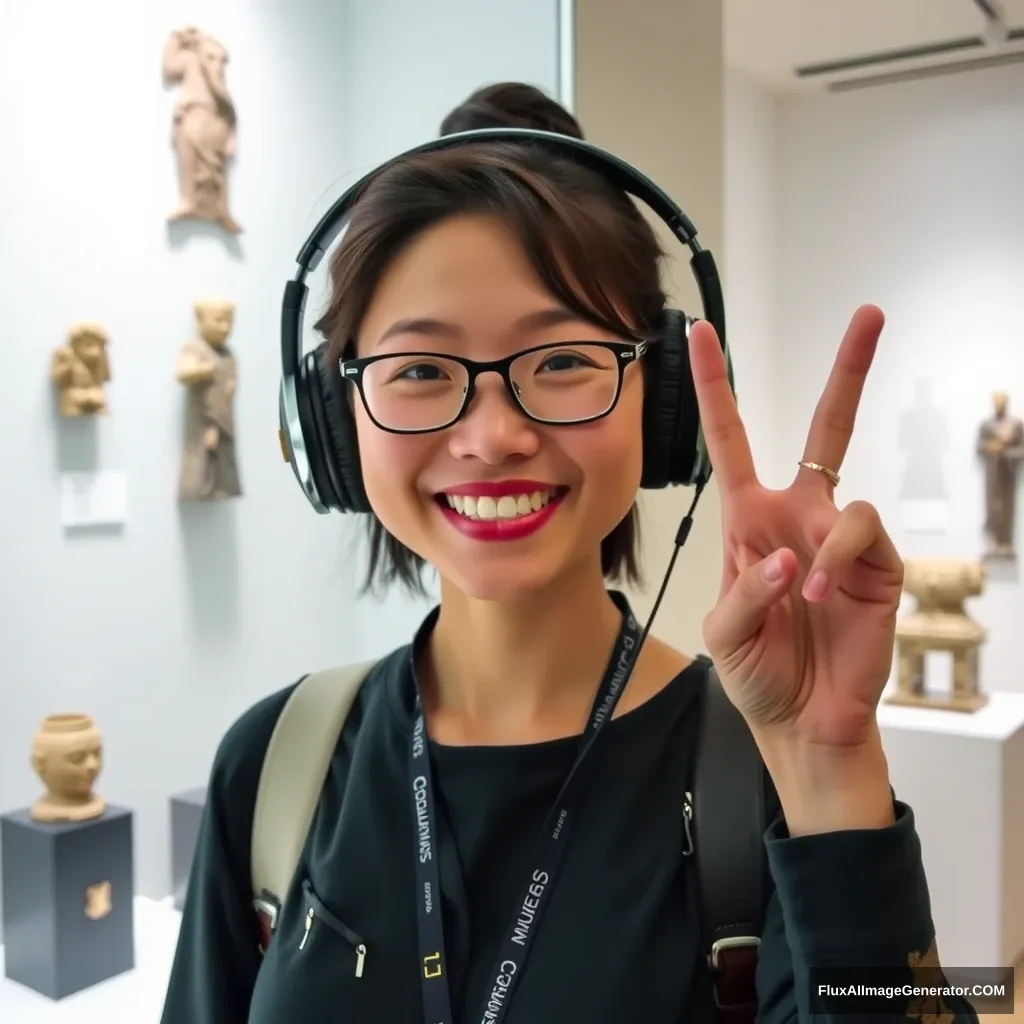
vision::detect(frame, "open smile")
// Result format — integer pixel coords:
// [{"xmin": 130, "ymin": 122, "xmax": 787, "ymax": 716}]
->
[{"xmin": 432, "ymin": 481, "xmax": 570, "ymax": 542}]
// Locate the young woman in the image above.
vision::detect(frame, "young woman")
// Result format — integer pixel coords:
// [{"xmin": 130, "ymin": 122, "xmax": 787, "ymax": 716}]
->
[{"xmin": 159, "ymin": 127, "xmax": 979, "ymax": 1022}]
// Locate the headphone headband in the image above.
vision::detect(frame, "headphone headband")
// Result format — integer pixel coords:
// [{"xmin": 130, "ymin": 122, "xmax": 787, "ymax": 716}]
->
[
  {"xmin": 291, "ymin": 128, "xmax": 702, "ymax": 279},
  {"xmin": 279, "ymin": 127, "xmax": 729, "ymax": 514}
]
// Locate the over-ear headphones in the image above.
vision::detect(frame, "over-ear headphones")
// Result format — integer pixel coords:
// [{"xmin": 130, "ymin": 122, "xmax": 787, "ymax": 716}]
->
[{"xmin": 278, "ymin": 127, "xmax": 733, "ymax": 516}]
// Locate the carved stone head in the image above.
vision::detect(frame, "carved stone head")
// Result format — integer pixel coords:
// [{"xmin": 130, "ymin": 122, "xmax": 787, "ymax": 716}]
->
[
  {"xmin": 31, "ymin": 714, "xmax": 103, "ymax": 808},
  {"xmin": 993, "ymin": 391, "xmax": 1009, "ymax": 417},
  {"xmin": 194, "ymin": 298, "xmax": 235, "ymax": 348}
]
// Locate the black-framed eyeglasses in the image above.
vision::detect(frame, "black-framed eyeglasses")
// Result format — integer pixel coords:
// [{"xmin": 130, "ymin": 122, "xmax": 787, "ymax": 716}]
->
[{"xmin": 339, "ymin": 339, "xmax": 650, "ymax": 434}]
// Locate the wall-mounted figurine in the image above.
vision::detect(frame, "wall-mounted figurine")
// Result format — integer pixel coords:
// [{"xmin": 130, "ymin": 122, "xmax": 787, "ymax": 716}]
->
[
  {"xmin": 176, "ymin": 298, "xmax": 241, "ymax": 501},
  {"xmin": 162, "ymin": 26, "xmax": 241, "ymax": 235},
  {"xmin": 50, "ymin": 323, "xmax": 111, "ymax": 417},
  {"xmin": 977, "ymin": 390, "xmax": 1024, "ymax": 560},
  {"xmin": 30, "ymin": 714, "xmax": 105, "ymax": 823}
]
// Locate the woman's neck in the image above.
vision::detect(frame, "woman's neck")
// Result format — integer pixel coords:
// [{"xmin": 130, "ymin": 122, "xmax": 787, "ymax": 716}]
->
[{"xmin": 420, "ymin": 560, "xmax": 627, "ymax": 744}]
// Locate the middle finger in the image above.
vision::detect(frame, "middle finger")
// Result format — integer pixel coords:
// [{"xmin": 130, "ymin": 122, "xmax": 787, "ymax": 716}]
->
[{"xmin": 798, "ymin": 304, "xmax": 885, "ymax": 486}]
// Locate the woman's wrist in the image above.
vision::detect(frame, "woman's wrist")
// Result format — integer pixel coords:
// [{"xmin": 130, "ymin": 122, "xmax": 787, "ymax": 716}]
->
[{"xmin": 753, "ymin": 720, "xmax": 896, "ymax": 837}]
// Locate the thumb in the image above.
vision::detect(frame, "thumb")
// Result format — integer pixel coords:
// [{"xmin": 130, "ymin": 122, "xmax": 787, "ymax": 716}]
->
[{"xmin": 704, "ymin": 548, "xmax": 798, "ymax": 659}]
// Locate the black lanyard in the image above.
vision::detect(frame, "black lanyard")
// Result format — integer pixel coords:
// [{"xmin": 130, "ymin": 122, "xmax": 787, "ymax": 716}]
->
[{"xmin": 408, "ymin": 600, "xmax": 643, "ymax": 1024}]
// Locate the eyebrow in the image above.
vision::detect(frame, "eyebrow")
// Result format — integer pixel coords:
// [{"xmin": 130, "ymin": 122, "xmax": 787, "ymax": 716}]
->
[{"xmin": 375, "ymin": 307, "xmax": 588, "ymax": 347}]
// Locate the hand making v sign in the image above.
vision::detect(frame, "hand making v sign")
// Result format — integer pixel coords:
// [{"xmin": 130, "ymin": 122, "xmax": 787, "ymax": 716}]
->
[{"xmin": 689, "ymin": 305, "xmax": 905, "ymax": 836}]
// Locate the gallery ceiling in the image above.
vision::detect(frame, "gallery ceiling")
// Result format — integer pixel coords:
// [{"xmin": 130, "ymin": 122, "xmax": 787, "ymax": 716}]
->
[{"xmin": 725, "ymin": 0, "xmax": 1024, "ymax": 92}]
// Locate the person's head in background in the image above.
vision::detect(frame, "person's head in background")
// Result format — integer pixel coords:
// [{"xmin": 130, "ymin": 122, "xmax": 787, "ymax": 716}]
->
[{"xmin": 439, "ymin": 82, "xmax": 584, "ymax": 139}]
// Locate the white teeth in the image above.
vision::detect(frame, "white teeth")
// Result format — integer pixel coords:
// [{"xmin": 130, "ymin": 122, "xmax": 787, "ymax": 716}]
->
[{"xmin": 443, "ymin": 489, "xmax": 560, "ymax": 521}]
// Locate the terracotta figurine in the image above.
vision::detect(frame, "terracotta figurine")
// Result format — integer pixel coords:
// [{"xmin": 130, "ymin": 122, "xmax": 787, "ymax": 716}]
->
[
  {"xmin": 176, "ymin": 298, "xmax": 242, "ymax": 501},
  {"xmin": 30, "ymin": 714, "xmax": 105, "ymax": 823},
  {"xmin": 50, "ymin": 323, "xmax": 111, "ymax": 417},
  {"xmin": 977, "ymin": 390, "xmax": 1024, "ymax": 559},
  {"xmin": 886, "ymin": 559, "xmax": 988, "ymax": 713},
  {"xmin": 162, "ymin": 26, "xmax": 241, "ymax": 234}
]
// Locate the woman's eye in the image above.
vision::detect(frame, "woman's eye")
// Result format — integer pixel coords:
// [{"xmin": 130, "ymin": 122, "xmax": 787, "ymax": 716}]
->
[
  {"xmin": 538, "ymin": 352, "xmax": 590, "ymax": 373},
  {"xmin": 398, "ymin": 363, "xmax": 448, "ymax": 381}
]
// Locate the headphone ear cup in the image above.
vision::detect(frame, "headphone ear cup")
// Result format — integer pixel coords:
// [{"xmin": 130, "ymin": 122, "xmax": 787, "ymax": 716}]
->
[
  {"xmin": 307, "ymin": 344, "xmax": 371, "ymax": 514},
  {"xmin": 641, "ymin": 308, "xmax": 699, "ymax": 489}
]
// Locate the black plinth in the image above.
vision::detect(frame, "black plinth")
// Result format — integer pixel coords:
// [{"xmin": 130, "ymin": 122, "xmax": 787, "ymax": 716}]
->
[
  {"xmin": 1, "ymin": 804, "xmax": 135, "ymax": 999},
  {"xmin": 170, "ymin": 787, "xmax": 206, "ymax": 910}
]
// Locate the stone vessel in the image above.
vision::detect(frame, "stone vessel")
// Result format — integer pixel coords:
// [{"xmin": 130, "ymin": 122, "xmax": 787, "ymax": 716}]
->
[{"xmin": 29, "ymin": 714, "xmax": 106, "ymax": 823}]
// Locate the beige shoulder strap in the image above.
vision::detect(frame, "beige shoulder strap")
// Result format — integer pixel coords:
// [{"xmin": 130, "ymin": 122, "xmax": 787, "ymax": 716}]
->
[{"xmin": 251, "ymin": 660, "xmax": 378, "ymax": 908}]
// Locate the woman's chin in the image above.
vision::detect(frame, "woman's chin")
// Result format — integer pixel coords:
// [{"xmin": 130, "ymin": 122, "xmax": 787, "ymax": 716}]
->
[{"xmin": 439, "ymin": 564, "xmax": 562, "ymax": 603}]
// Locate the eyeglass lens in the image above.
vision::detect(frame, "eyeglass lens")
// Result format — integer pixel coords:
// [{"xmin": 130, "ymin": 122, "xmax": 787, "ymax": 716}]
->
[{"xmin": 359, "ymin": 344, "xmax": 622, "ymax": 431}]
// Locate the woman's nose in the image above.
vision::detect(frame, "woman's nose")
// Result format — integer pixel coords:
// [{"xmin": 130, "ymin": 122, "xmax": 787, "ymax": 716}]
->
[{"xmin": 447, "ymin": 373, "xmax": 540, "ymax": 464}]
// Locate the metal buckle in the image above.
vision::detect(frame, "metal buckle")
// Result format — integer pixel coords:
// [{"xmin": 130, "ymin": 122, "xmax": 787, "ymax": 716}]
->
[
  {"xmin": 253, "ymin": 893, "xmax": 281, "ymax": 955},
  {"xmin": 709, "ymin": 935, "xmax": 761, "ymax": 969}
]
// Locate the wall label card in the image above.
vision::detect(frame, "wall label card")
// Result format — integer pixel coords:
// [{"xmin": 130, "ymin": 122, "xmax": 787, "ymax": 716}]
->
[
  {"xmin": 60, "ymin": 471, "xmax": 127, "ymax": 528},
  {"xmin": 898, "ymin": 498, "xmax": 948, "ymax": 534}
]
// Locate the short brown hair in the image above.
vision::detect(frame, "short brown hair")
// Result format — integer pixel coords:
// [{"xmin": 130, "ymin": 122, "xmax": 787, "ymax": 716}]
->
[
  {"xmin": 440, "ymin": 82, "xmax": 584, "ymax": 139},
  {"xmin": 315, "ymin": 142, "xmax": 667, "ymax": 597}
]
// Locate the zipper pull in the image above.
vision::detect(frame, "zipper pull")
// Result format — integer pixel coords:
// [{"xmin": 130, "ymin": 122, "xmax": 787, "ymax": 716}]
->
[
  {"xmin": 355, "ymin": 943, "xmax": 367, "ymax": 978},
  {"xmin": 682, "ymin": 791, "xmax": 694, "ymax": 856},
  {"xmin": 299, "ymin": 908, "xmax": 314, "ymax": 950}
]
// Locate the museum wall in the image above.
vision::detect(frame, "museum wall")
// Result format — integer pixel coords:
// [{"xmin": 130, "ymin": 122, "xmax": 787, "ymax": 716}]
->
[
  {"xmin": 0, "ymin": 0, "xmax": 561, "ymax": 912},
  {"xmin": 775, "ymin": 62, "xmax": 1024, "ymax": 695},
  {"xmin": 723, "ymin": 70, "xmax": 784, "ymax": 488}
]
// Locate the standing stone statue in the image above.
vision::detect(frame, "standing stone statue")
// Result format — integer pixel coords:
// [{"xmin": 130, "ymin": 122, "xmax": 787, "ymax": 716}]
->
[
  {"xmin": 162, "ymin": 26, "xmax": 242, "ymax": 234},
  {"xmin": 977, "ymin": 390, "xmax": 1024, "ymax": 559},
  {"xmin": 176, "ymin": 299, "xmax": 242, "ymax": 501}
]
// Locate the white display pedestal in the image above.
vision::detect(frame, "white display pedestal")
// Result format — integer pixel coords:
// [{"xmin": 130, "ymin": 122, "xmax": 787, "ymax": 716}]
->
[
  {"xmin": 0, "ymin": 896, "xmax": 181, "ymax": 1023},
  {"xmin": 878, "ymin": 690, "xmax": 1024, "ymax": 980}
]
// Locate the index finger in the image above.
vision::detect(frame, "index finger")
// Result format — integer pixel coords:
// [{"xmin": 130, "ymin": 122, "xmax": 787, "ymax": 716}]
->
[
  {"xmin": 800, "ymin": 304, "xmax": 884, "ymax": 478},
  {"xmin": 688, "ymin": 319, "xmax": 757, "ymax": 491}
]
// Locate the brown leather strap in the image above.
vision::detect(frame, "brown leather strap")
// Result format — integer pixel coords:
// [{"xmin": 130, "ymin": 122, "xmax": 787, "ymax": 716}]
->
[
  {"xmin": 253, "ymin": 893, "xmax": 280, "ymax": 955},
  {"xmin": 255, "ymin": 905, "xmax": 274, "ymax": 955},
  {"xmin": 694, "ymin": 667, "xmax": 766, "ymax": 1022},
  {"xmin": 710, "ymin": 942, "xmax": 759, "ymax": 1023}
]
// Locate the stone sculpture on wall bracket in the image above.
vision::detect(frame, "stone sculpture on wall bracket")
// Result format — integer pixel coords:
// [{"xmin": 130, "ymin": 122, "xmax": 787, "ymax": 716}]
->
[
  {"xmin": 977, "ymin": 390, "xmax": 1024, "ymax": 560},
  {"xmin": 886, "ymin": 559, "xmax": 988, "ymax": 713},
  {"xmin": 30, "ymin": 714, "xmax": 106, "ymax": 823},
  {"xmin": 50, "ymin": 323, "xmax": 111, "ymax": 417},
  {"xmin": 162, "ymin": 26, "xmax": 242, "ymax": 234},
  {"xmin": 176, "ymin": 298, "xmax": 242, "ymax": 501}
]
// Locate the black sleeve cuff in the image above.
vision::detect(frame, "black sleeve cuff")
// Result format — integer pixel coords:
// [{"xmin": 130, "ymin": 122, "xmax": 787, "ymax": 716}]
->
[{"xmin": 764, "ymin": 800, "xmax": 934, "ymax": 965}]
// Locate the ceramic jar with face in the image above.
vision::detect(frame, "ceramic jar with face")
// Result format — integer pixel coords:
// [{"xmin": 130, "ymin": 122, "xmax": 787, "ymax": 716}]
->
[{"xmin": 30, "ymin": 714, "xmax": 105, "ymax": 823}]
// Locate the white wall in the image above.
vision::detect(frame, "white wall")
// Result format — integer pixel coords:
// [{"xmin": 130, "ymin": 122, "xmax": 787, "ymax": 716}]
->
[
  {"xmin": 724, "ymin": 70, "xmax": 783, "ymax": 487},
  {"xmin": 775, "ymin": 63, "xmax": 1024, "ymax": 696},
  {"xmin": 0, "ymin": 0, "xmax": 560, "ymax": 907}
]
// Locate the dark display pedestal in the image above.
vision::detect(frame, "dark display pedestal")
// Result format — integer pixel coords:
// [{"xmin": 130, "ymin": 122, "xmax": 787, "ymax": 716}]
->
[
  {"xmin": 0, "ymin": 804, "xmax": 135, "ymax": 1000},
  {"xmin": 170, "ymin": 787, "xmax": 206, "ymax": 911}
]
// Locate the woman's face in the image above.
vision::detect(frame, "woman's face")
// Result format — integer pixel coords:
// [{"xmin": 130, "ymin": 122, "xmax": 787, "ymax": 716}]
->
[{"xmin": 354, "ymin": 214, "xmax": 644, "ymax": 601}]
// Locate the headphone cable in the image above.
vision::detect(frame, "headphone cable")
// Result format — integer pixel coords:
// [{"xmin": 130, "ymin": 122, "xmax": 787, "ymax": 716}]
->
[{"xmin": 636, "ymin": 478, "xmax": 708, "ymax": 652}]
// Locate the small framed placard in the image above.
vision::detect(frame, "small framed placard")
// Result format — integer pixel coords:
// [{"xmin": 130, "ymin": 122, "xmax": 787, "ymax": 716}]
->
[
  {"xmin": 899, "ymin": 498, "xmax": 948, "ymax": 534},
  {"xmin": 60, "ymin": 471, "xmax": 127, "ymax": 528}
]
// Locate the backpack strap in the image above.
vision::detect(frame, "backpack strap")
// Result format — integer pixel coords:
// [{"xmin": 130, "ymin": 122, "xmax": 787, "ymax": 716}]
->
[
  {"xmin": 251, "ymin": 660, "xmax": 378, "ymax": 953},
  {"xmin": 693, "ymin": 664, "xmax": 766, "ymax": 1024}
]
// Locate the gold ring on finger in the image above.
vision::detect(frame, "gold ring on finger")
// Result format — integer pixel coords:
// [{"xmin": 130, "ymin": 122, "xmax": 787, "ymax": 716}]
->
[{"xmin": 797, "ymin": 460, "xmax": 840, "ymax": 486}]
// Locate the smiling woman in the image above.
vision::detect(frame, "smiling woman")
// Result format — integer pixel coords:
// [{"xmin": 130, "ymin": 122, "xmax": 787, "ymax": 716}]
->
[
  {"xmin": 160, "ymin": 93, "xmax": 979, "ymax": 1024},
  {"xmin": 314, "ymin": 142, "xmax": 667, "ymax": 599}
]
